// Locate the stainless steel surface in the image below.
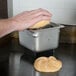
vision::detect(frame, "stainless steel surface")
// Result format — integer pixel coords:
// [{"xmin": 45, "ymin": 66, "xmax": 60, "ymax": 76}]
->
[
  {"xmin": 9, "ymin": 53, "xmax": 23, "ymax": 76},
  {"xmin": 0, "ymin": 38, "xmax": 76, "ymax": 76},
  {"xmin": 19, "ymin": 22, "xmax": 64, "ymax": 52},
  {"xmin": 9, "ymin": 43, "xmax": 76, "ymax": 76}
]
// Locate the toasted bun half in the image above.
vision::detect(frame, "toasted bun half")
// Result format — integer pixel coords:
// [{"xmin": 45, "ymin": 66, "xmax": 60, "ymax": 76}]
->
[
  {"xmin": 29, "ymin": 20, "xmax": 50, "ymax": 29},
  {"xmin": 34, "ymin": 56, "xmax": 62, "ymax": 72}
]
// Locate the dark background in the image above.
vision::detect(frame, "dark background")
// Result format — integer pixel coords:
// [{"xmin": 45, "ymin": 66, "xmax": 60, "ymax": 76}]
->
[
  {"xmin": 0, "ymin": 0, "xmax": 8, "ymax": 18},
  {"xmin": 0, "ymin": 0, "xmax": 9, "ymax": 76}
]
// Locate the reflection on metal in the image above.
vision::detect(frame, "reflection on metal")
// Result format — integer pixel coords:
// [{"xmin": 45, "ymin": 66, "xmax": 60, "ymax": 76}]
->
[
  {"xmin": 35, "ymin": 71, "xmax": 58, "ymax": 76},
  {"xmin": 9, "ymin": 53, "xmax": 23, "ymax": 76}
]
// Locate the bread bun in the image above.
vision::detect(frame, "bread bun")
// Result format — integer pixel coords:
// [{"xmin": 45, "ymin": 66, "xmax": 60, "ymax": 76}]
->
[
  {"xmin": 29, "ymin": 20, "xmax": 50, "ymax": 29},
  {"xmin": 34, "ymin": 56, "xmax": 62, "ymax": 72}
]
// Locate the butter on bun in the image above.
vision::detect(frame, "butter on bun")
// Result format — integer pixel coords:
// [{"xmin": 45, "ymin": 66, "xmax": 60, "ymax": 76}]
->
[
  {"xmin": 34, "ymin": 56, "xmax": 62, "ymax": 72},
  {"xmin": 29, "ymin": 20, "xmax": 50, "ymax": 29}
]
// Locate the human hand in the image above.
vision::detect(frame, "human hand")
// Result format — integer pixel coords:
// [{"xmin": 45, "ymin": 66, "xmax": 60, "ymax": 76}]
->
[{"xmin": 11, "ymin": 8, "xmax": 52, "ymax": 31}]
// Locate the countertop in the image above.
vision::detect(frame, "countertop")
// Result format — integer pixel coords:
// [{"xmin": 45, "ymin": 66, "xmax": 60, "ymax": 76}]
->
[{"xmin": 0, "ymin": 38, "xmax": 76, "ymax": 76}]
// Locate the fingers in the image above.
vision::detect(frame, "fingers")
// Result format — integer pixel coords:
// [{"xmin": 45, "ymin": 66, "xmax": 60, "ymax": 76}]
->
[
  {"xmin": 28, "ymin": 15, "xmax": 51, "ymax": 27},
  {"xmin": 19, "ymin": 8, "xmax": 52, "ymax": 24},
  {"xmin": 22, "ymin": 9, "xmax": 52, "ymax": 28},
  {"xmin": 29, "ymin": 8, "xmax": 52, "ymax": 17},
  {"xmin": 15, "ymin": 8, "xmax": 52, "ymax": 22},
  {"xmin": 25, "ymin": 8, "xmax": 52, "ymax": 22},
  {"xmin": 29, "ymin": 11, "xmax": 51, "ymax": 20},
  {"xmin": 22, "ymin": 8, "xmax": 52, "ymax": 19}
]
